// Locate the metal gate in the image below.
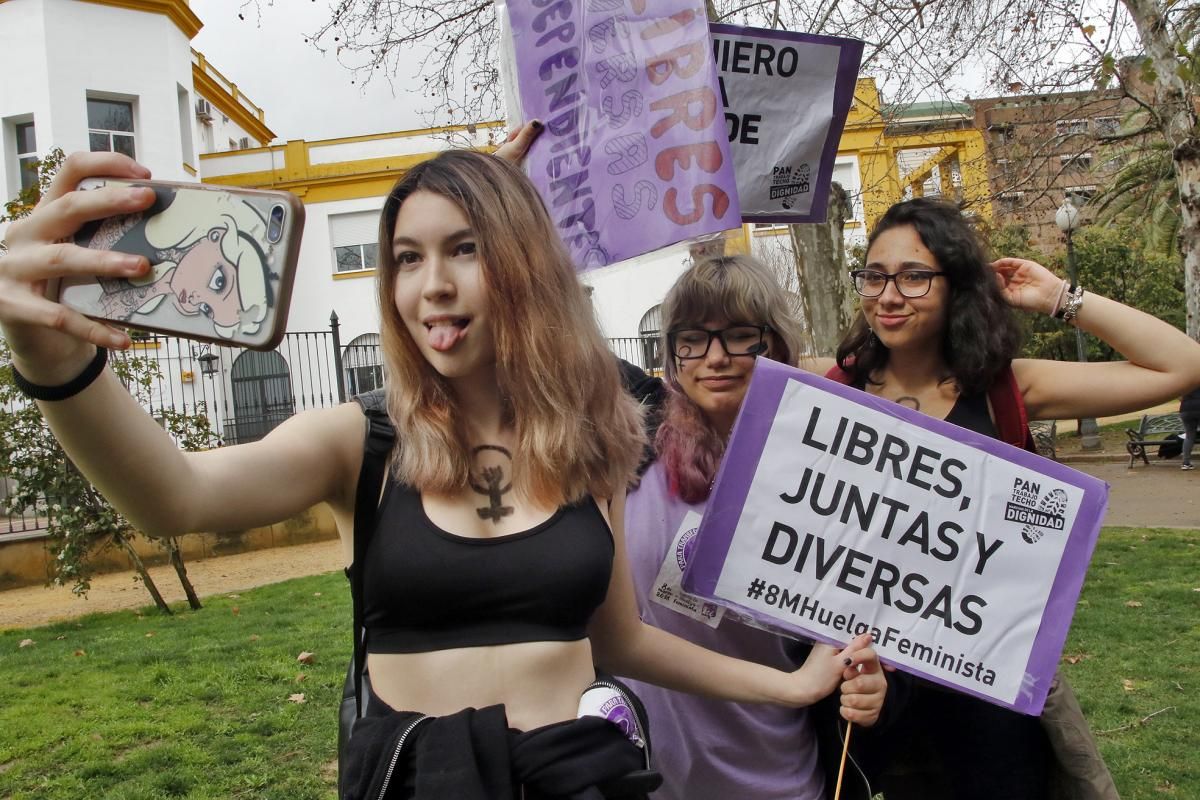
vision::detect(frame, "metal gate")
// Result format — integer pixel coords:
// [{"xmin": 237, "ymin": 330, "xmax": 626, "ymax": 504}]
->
[{"xmin": 227, "ymin": 350, "xmax": 296, "ymax": 444}]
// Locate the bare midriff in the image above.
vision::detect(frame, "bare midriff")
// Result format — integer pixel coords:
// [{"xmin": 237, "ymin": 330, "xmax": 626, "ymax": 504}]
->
[{"xmin": 366, "ymin": 638, "xmax": 597, "ymax": 731}]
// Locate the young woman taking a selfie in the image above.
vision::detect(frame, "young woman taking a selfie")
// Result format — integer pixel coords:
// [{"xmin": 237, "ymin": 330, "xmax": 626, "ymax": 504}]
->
[{"xmin": 0, "ymin": 149, "xmax": 885, "ymax": 798}]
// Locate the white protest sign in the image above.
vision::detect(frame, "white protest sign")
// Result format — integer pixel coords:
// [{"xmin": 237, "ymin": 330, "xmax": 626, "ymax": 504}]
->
[
  {"xmin": 682, "ymin": 360, "xmax": 1109, "ymax": 714},
  {"xmin": 710, "ymin": 24, "xmax": 863, "ymax": 223}
]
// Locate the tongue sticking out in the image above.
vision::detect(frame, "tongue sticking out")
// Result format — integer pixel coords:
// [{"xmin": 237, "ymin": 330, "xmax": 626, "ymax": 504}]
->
[{"xmin": 427, "ymin": 322, "xmax": 466, "ymax": 352}]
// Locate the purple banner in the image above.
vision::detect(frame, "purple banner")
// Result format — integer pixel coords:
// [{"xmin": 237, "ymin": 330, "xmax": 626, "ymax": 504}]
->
[
  {"xmin": 681, "ymin": 358, "xmax": 1110, "ymax": 715},
  {"xmin": 502, "ymin": 0, "xmax": 741, "ymax": 270},
  {"xmin": 709, "ymin": 24, "xmax": 863, "ymax": 223}
]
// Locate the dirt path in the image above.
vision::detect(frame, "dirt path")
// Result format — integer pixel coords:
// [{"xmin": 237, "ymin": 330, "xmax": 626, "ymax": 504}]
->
[
  {"xmin": 2, "ymin": 460, "xmax": 1196, "ymax": 631},
  {"xmin": 1073, "ymin": 460, "xmax": 1200, "ymax": 528},
  {"xmin": 0, "ymin": 539, "xmax": 343, "ymax": 631}
]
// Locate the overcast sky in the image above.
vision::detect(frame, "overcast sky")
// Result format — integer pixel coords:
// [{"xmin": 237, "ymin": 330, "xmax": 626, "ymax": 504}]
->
[{"xmin": 190, "ymin": 0, "xmax": 434, "ymax": 143}]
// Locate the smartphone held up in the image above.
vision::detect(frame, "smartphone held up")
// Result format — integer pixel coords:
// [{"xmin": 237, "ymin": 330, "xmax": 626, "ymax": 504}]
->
[{"xmin": 55, "ymin": 179, "xmax": 304, "ymax": 351}]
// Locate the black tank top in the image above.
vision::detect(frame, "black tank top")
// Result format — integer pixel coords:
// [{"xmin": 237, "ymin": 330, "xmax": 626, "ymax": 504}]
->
[
  {"xmin": 944, "ymin": 390, "xmax": 999, "ymax": 438},
  {"xmin": 853, "ymin": 380, "xmax": 999, "ymax": 439},
  {"xmin": 362, "ymin": 481, "xmax": 614, "ymax": 654}
]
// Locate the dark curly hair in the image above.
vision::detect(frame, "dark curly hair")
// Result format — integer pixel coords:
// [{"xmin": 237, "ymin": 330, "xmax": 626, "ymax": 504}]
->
[{"xmin": 835, "ymin": 197, "xmax": 1022, "ymax": 396}]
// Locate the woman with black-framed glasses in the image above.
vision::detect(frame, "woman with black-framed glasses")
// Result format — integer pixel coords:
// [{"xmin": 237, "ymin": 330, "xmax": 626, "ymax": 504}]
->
[
  {"xmin": 848, "ymin": 267, "xmax": 945, "ymax": 299},
  {"xmin": 622, "ymin": 255, "xmax": 892, "ymax": 800},
  {"xmin": 804, "ymin": 196, "xmax": 1200, "ymax": 800}
]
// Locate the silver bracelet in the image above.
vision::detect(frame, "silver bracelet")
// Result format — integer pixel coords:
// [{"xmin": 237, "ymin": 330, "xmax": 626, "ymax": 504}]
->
[{"xmin": 1061, "ymin": 286, "xmax": 1085, "ymax": 323}]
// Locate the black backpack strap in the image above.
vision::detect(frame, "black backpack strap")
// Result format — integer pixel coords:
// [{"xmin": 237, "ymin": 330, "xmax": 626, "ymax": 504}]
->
[{"xmin": 350, "ymin": 389, "xmax": 396, "ymax": 718}]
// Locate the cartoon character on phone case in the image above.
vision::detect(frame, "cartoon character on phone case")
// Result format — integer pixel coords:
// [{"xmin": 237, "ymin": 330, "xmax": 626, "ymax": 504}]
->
[{"xmin": 78, "ymin": 186, "xmax": 276, "ymax": 340}]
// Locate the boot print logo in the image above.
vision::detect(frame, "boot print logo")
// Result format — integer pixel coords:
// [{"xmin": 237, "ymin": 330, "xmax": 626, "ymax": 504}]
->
[{"xmin": 1004, "ymin": 478, "xmax": 1068, "ymax": 544}]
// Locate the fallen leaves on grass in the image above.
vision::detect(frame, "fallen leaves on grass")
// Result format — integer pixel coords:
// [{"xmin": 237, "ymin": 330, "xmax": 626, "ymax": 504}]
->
[
  {"xmin": 18, "ymin": 639, "xmax": 34, "ymax": 649},
  {"xmin": 1125, "ymin": 600, "xmax": 1143, "ymax": 608},
  {"xmin": 297, "ymin": 651, "xmax": 315, "ymax": 665},
  {"xmin": 1122, "ymin": 679, "xmax": 1136, "ymax": 692},
  {"xmin": 1063, "ymin": 653, "xmax": 1087, "ymax": 665},
  {"xmin": 288, "ymin": 693, "xmax": 306, "ymax": 704},
  {"xmin": 295, "ymin": 673, "xmax": 307, "ymax": 683},
  {"xmin": 74, "ymin": 649, "xmax": 86, "ymax": 657}
]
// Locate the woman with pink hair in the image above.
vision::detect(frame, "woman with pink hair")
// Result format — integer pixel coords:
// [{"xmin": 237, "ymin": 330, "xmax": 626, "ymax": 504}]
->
[{"xmin": 622, "ymin": 254, "xmax": 892, "ymax": 800}]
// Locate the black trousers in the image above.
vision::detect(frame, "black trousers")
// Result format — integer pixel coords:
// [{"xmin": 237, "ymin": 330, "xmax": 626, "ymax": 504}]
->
[{"xmin": 876, "ymin": 682, "xmax": 1050, "ymax": 800}]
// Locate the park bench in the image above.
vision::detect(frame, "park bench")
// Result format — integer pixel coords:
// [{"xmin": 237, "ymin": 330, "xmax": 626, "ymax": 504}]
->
[
  {"xmin": 1029, "ymin": 420, "xmax": 1057, "ymax": 461},
  {"xmin": 1125, "ymin": 412, "xmax": 1185, "ymax": 467}
]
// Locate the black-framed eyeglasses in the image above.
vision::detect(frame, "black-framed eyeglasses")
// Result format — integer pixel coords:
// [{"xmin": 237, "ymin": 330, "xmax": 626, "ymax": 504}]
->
[
  {"xmin": 849, "ymin": 269, "xmax": 946, "ymax": 298},
  {"xmin": 668, "ymin": 325, "xmax": 770, "ymax": 360}
]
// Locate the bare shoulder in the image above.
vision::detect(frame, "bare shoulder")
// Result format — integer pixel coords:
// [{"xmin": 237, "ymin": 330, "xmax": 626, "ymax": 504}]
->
[{"xmin": 267, "ymin": 400, "xmax": 365, "ymax": 446}]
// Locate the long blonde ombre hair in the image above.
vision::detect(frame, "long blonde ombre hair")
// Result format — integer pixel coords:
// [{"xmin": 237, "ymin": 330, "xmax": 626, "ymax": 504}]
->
[{"xmin": 375, "ymin": 150, "xmax": 645, "ymax": 506}]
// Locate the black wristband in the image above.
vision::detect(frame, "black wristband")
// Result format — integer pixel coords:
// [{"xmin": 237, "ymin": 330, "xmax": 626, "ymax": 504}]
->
[{"xmin": 11, "ymin": 347, "xmax": 109, "ymax": 401}]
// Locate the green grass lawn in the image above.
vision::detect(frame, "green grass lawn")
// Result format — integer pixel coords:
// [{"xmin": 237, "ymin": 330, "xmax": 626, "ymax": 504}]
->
[
  {"xmin": 0, "ymin": 572, "xmax": 351, "ymax": 800},
  {"xmin": 1, "ymin": 528, "xmax": 1197, "ymax": 799},
  {"xmin": 1059, "ymin": 527, "xmax": 1199, "ymax": 798}
]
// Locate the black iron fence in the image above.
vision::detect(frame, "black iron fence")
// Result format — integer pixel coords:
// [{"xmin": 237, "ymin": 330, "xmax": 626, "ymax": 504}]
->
[
  {"xmin": 608, "ymin": 336, "xmax": 663, "ymax": 374},
  {"xmin": 106, "ymin": 327, "xmax": 346, "ymax": 447},
  {"xmin": 1, "ymin": 324, "xmax": 660, "ymax": 536}
]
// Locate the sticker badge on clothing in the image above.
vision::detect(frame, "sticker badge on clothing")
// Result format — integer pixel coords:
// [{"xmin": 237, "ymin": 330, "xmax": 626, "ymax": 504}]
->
[{"xmin": 651, "ymin": 511, "xmax": 726, "ymax": 627}]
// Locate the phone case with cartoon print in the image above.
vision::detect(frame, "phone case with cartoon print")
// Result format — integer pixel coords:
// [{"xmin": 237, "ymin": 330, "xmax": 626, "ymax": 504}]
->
[{"xmin": 56, "ymin": 178, "xmax": 304, "ymax": 351}]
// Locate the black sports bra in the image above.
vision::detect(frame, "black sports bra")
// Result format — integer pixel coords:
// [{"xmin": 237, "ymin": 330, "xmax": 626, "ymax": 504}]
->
[
  {"xmin": 854, "ymin": 381, "xmax": 1000, "ymax": 439},
  {"xmin": 362, "ymin": 481, "xmax": 614, "ymax": 654},
  {"xmin": 943, "ymin": 391, "xmax": 999, "ymax": 438}
]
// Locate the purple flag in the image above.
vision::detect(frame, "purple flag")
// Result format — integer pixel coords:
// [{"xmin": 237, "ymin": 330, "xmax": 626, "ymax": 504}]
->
[{"xmin": 499, "ymin": 0, "xmax": 741, "ymax": 270}]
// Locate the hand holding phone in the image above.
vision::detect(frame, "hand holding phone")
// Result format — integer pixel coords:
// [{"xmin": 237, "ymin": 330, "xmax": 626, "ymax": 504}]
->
[{"xmin": 0, "ymin": 152, "xmax": 158, "ymax": 380}]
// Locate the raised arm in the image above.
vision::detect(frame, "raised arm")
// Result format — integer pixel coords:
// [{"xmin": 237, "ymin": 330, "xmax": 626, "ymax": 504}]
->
[
  {"xmin": 588, "ymin": 490, "xmax": 886, "ymax": 725},
  {"xmin": 992, "ymin": 257, "xmax": 1200, "ymax": 420},
  {"xmin": 0, "ymin": 152, "xmax": 363, "ymax": 538}
]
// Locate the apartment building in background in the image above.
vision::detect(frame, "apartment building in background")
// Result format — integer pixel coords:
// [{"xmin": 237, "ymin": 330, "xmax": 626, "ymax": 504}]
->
[{"xmin": 968, "ymin": 72, "xmax": 1152, "ymax": 248}]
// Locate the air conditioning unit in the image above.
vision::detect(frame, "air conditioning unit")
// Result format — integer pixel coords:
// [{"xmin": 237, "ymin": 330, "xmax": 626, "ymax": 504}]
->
[
  {"xmin": 238, "ymin": 136, "xmax": 251, "ymax": 150},
  {"xmin": 195, "ymin": 98, "xmax": 213, "ymax": 122}
]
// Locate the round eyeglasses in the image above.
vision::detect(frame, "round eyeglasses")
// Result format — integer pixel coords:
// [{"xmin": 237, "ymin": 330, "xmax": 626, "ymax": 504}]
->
[
  {"xmin": 849, "ymin": 269, "xmax": 945, "ymax": 298},
  {"xmin": 668, "ymin": 325, "xmax": 770, "ymax": 360}
]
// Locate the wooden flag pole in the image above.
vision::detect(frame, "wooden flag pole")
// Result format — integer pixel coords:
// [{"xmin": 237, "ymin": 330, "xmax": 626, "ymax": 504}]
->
[{"xmin": 833, "ymin": 720, "xmax": 854, "ymax": 800}]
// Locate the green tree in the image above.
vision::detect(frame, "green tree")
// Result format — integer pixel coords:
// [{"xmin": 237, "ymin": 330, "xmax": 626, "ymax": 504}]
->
[
  {"xmin": 997, "ymin": 222, "xmax": 1187, "ymax": 362},
  {"xmin": 1095, "ymin": 138, "xmax": 1180, "ymax": 260},
  {"xmin": 1, "ymin": 146, "xmax": 64, "ymax": 227},
  {"xmin": 0, "ymin": 341, "xmax": 217, "ymax": 611},
  {"xmin": 1, "ymin": 146, "xmax": 213, "ymax": 613}
]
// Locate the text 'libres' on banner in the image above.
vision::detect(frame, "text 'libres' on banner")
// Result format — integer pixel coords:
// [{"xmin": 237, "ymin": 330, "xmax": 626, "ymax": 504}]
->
[{"xmin": 496, "ymin": 0, "xmax": 740, "ymax": 270}]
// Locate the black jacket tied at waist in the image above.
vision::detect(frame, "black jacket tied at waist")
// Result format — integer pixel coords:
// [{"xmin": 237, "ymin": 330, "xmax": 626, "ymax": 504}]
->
[{"xmin": 342, "ymin": 702, "xmax": 646, "ymax": 800}]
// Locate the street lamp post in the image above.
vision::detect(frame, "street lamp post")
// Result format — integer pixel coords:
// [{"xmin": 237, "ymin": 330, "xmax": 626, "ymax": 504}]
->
[{"xmin": 1054, "ymin": 198, "xmax": 1101, "ymax": 451}]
